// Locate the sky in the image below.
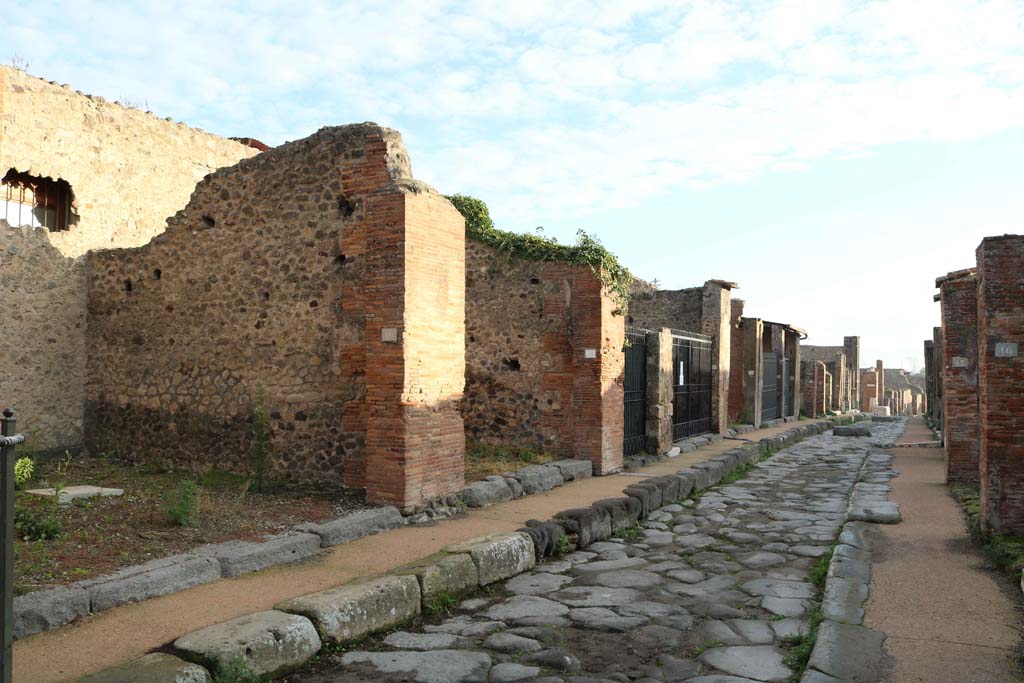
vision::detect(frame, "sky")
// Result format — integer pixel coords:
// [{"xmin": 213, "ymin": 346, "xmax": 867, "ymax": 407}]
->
[{"xmin": 7, "ymin": 0, "xmax": 1024, "ymax": 370}]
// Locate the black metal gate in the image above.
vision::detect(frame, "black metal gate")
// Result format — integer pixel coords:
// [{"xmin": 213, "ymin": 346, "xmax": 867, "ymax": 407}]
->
[
  {"xmin": 672, "ymin": 331, "xmax": 712, "ymax": 440},
  {"xmin": 784, "ymin": 356, "xmax": 795, "ymax": 417},
  {"xmin": 623, "ymin": 328, "xmax": 648, "ymax": 456},
  {"xmin": 762, "ymin": 351, "xmax": 779, "ymax": 421}
]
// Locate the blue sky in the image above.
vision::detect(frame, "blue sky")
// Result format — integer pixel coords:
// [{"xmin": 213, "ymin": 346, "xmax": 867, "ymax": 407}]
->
[{"xmin": 7, "ymin": 0, "xmax": 1024, "ymax": 370}]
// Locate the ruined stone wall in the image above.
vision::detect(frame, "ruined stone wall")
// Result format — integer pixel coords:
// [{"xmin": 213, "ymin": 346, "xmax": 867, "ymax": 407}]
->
[
  {"xmin": 800, "ymin": 360, "xmax": 826, "ymax": 417},
  {"xmin": 463, "ymin": 241, "xmax": 624, "ymax": 473},
  {"xmin": 860, "ymin": 369, "xmax": 878, "ymax": 413},
  {"xmin": 938, "ymin": 270, "xmax": 979, "ymax": 485},
  {"xmin": 0, "ymin": 221, "xmax": 87, "ymax": 448},
  {"xmin": 976, "ymin": 235, "xmax": 1024, "ymax": 533},
  {"xmin": 628, "ymin": 285, "xmax": 702, "ymax": 332},
  {"xmin": 843, "ymin": 336, "xmax": 861, "ymax": 409},
  {"xmin": 85, "ymin": 125, "xmax": 466, "ymax": 504},
  {"xmin": 0, "ymin": 66, "xmax": 255, "ymax": 451},
  {"xmin": 0, "ymin": 66, "xmax": 257, "ymax": 257},
  {"xmin": 802, "ymin": 345, "xmax": 850, "ymax": 411}
]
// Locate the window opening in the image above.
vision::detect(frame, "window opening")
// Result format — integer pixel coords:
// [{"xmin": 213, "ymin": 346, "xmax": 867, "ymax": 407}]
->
[{"xmin": 0, "ymin": 169, "xmax": 77, "ymax": 231}]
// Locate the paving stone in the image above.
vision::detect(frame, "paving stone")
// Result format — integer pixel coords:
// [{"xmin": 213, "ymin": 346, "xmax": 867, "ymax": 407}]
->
[
  {"xmin": 525, "ymin": 649, "xmax": 581, "ymax": 673},
  {"xmin": 483, "ymin": 631, "xmax": 543, "ymax": 653},
  {"xmin": 490, "ymin": 662, "xmax": 542, "ymax": 682},
  {"xmin": 296, "ymin": 506, "xmax": 405, "ymax": 546},
  {"xmin": 340, "ymin": 650, "xmax": 492, "ymax": 683},
  {"xmin": 553, "ymin": 586, "xmax": 646, "ymax": 607},
  {"xmin": 173, "ymin": 610, "xmax": 320, "ymax": 679},
  {"xmin": 760, "ymin": 596, "xmax": 810, "ymax": 617},
  {"xmin": 588, "ymin": 569, "xmax": 662, "ymax": 589},
  {"xmin": 483, "ymin": 596, "xmax": 569, "ymax": 622},
  {"xmin": 275, "ymin": 575, "xmax": 420, "ymax": 643},
  {"xmin": 770, "ymin": 618, "xmax": 809, "ymax": 639},
  {"xmin": 568, "ymin": 607, "xmax": 648, "ymax": 632},
  {"xmin": 736, "ymin": 551, "xmax": 786, "ymax": 569},
  {"xmin": 574, "ymin": 557, "xmax": 649, "ymax": 573},
  {"xmin": 698, "ymin": 645, "xmax": 790, "ymax": 682},
  {"xmin": 75, "ymin": 652, "xmax": 212, "ymax": 683},
  {"xmin": 505, "ymin": 571, "xmax": 574, "ymax": 596},
  {"xmin": 194, "ymin": 533, "xmax": 321, "ymax": 578},
  {"xmin": 445, "ymin": 532, "xmax": 536, "ymax": 585},
  {"xmin": 729, "ymin": 619, "xmax": 775, "ymax": 644},
  {"xmin": 548, "ymin": 459, "xmax": 593, "ymax": 482},
  {"xmin": 425, "ymin": 619, "xmax": 506, "ymax": 636},
  {"xmin": 740, "ymin": 578, "xmax": 816, "ymax": 599},
  {"xmin": 821, "ymin": 576, "xmax": 869, "ymax": 625},
  {"xmin": 383, "ymin": 631, "xmax": 461, "ymax": 650},
  {"xmin": 27, "ymin": 484, "xmax": 123, "ymax": 504}
]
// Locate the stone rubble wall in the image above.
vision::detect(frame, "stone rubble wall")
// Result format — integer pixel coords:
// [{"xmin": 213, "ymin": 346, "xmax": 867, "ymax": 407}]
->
[
  {"xmin": 0, "ymin": 66, "xmax": 256, "ymax": 451},
  {"xmin": 85, "ymin": 124, "xmax": 466, "ymax": 497},
  {"xmin": 462, "ymin": 240, "xmax": 624, "ymax": 473}
]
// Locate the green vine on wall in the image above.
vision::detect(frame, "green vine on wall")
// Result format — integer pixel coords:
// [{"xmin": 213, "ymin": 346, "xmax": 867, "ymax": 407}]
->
[{"xmin": 446, "ymin": 194, "xmax": 632, "ymax": 315}]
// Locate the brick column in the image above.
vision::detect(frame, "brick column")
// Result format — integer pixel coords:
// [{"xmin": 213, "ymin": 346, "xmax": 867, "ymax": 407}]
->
[
  {"xmin": 645, "ymin": 328, "xmax": 673, "ymax": 453},
  {"xmin": 844, "ymin": 336, "xmax": 861, "ymax": 411},
  {"xmin": 791, "ymin": 333, "xmax": 802, "ymax": 418},
  {"xmin": 938, "ymin": 270, "xmax": 979, "ymax": 485},
  {"xmin": 977, "ymin": 235, "xmax": 1024, "ymax": 533},
  {"xmin": 727, "ymin": 299, "xmax": 746, "ymax": 423},
  {"xmin": 363, "ymin": 188, "xmax": 467, "ymax": 510},
  {"xmin": 875, "ymin": 359, "xmax": 885, "ymax": 401},
  {"xmin": 701, "ymin": 281, "xmax": 731, "ymax": 433}
]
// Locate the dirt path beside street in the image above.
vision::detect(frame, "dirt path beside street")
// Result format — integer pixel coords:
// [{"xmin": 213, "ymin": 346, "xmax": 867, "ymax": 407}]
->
[{"xmin": 864, "ymin": 417, "xmax": 1023, "ymax": 683}]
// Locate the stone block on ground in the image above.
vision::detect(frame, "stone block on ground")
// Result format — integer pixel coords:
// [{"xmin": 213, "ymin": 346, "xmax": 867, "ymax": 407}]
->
[
  {"xmin": 340, "ymin": 650, "xmax": 492, "ymax": 683},
  {"xmin": 511, "ymin": 465, "xmax": 565, "ymax": 495},
  {"xmin": 461, "ymin": 478, "xmax": 513, "ymax": 508},
  {"xmin": 78, "ymin": 553, "xmax": 221, "ymax": 612},
  {"xmin": 547, "ymin": 459, "xmax": 593, "ymax": 481},
  {"xmin": 194, "ymin": 533, "xmax": 321, "ymax": 577},
  {"xmin": 833, "ymin": 426, "xmax": 871, "ymax": 437},
  {"xmin": 296, "ymin": 506, "xmax": 404, "ymax": 546},
  {"xmin": 173, "ymin": 610, "xmax": 320, "ymax": 679},
  {"xmin": 808, "ymin": 620, "xmax": 885, "ymax": 682},
  {"xmin": 75, "ymin": 652, "xmax": 212, "ymax": 683},
  {"xmin": 445, "ymin": 532, "xmax": 536, "ymax": 585},
  {"xmin": 276, "ymin": 575, "xmax": 421, "ymax": 643},
  {"xmin": 693, "ymin": 460, "xmax": 725, "ymax": 486},
  {"xmin": 593, "ymin": 497, "xmax": 642, "ymax": 533},
  {"xmin": 26, "ymin": 484, "xmax": 125, "ymax": 505},
  {"xmin": 821, "ymin": 577, "xmax": 868, "ymax": 625},
  {"xmin": 553, "ymin": 507, "xmax": 612, "ymax": 548},
  {"xmin": 392, "ymin": 552, "xmax": 479, "ymax": 605},
  {"xmin": 520, "ymin": 520, "xmax": 567, "ymax": 558},
  {"xmin": 13, "ymin": 585, "xmax": 90, "ymax": 639}
]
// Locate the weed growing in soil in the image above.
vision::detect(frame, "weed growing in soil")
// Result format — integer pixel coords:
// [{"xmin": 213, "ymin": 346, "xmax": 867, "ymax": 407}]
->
[
  {"xmin": 424, "ymin": 590, "xmax": 459, "ymax": 616},
  {"xmin": 781, "ymin": 605, "xmax": 823, "ymax": 681},
  {"xmin": 216, "ymin": 658, "xmax": 260, "ymax": 683},
  {"xmin": 165, "ymin": 480, "xmax": 198, "ymax": 527}
]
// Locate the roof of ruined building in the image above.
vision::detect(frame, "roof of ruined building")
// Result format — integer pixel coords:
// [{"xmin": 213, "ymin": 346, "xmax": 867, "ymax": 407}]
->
[{"xmin": 229, "ymin": 137, "xmax": 272, "ymax": 152}]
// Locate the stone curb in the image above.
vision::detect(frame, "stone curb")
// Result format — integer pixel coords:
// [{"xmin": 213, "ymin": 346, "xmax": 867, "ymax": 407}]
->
[
  {"xmin": 14, "ymin": 505, "xmax": 406, "ymax": 640},
  {"xmin": 73, "ymin": 420, "xmax": 843, "ymax": 682},
  {"xmin": 800, "ymin": 420, "xmax": 906, "ymax": 683}
]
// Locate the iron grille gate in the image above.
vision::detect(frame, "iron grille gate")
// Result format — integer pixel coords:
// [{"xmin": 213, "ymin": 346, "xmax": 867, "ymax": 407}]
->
[
  {"xmin": 623, "ymin": 328, "xmax": 648, "ymax": 456},
  {"xmin": 672, "ymin": 332, "xmax": 713, "ymax": 440},
  {"xmin": 762, "ymin": 351, "xmax": 780, "ymax": 421},
  {"xmin": 784, "ymin": 356, "xmax": 795, "ymax": 417}
]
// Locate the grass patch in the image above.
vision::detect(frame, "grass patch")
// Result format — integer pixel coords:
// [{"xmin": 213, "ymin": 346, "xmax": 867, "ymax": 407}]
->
[
  {"xmin": 720, "ymin": 462, "xmax": 751, "ymax": 485},
  {"xmin": 781, "ymin": 606, "xmax": 824, "ymax": 681},
  {"xmin": 424, "ymin": 590, "xmax": 459, "ymax": 616},
  {"xmin": 617, "ymin": 524, "xmax": 643, "ymax": 541},
  {"xmin": 951, "ymin": 485, "xmax": 1024, "ymax": 582},
  {"xmin": 464, "ymin": 440, "xmax": 554, "ymax": 481},
  {"xmin": 808, "ymin": 547, "xmax": 834, "ymax": 591}
]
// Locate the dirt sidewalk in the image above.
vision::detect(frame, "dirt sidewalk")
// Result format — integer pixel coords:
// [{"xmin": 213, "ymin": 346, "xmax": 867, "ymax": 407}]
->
[
  {"xmin": 864, "ymin": 417, "xmax": 1023, "ymax": 683},
  {"xmin": 13, "ymin": 422, "xmax": 798, "ymax": 683}
]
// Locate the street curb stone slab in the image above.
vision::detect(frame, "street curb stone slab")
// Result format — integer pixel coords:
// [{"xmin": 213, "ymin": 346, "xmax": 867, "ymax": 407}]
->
[
  {"xmin": 173, "ymin": 609, "xmax": 321, "ymax": 679},
  {"xmin": 445, "ymin": 532, "xmax": 536, "ymax": 585},
  {"xmin": 194, "ymin": 532, "xmax": 322, "ymax": 577},
  {"xmin": 74, "ymin": 652, "xmax": 213, "ymax": 683},
  {"xmin": 79, "ymin": 553, "xmax": 221, "ymax": 612},
  {"xmin": 276, "ymin": 575, "xmax": 421, "ymax": 643},
  {"xmin": 296, "ymin": 506, "xmax": 405, "ymax": 546},
  {"xmin": 392, "ymin": 552, "xmax": 479, "ymax": 605},
  {"xmin": 13, "ymin": 584, "xmax": 90, "ymax": 639}
]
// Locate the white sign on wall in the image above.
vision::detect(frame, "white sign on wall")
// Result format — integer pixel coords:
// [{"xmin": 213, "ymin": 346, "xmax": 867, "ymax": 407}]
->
[
  {"xmin": 952, "ymin": 356, "xmax": 968, "ymax": 368},
  {"xmin": 996, "ymin": 343, "xmax": 1019, "ymax": 358}
]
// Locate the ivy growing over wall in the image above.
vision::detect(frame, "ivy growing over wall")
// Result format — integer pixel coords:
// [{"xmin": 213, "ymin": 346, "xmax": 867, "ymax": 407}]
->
[{"xmin": 446, "ymin": 193, "xmax": 632, "ymax": 315}]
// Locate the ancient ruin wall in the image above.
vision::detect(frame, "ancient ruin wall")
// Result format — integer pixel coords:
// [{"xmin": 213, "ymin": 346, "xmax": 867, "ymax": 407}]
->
[
  {"xmin": 85, "ymin": 124, "xmax": 441, "ymax": 485},
  {"xmin": 463, "ymin": 241, "xmax": 624, "ymax": 472},
  {"xmin": 938, "ymin": 272, "xmax": 979, "ymax": 485},
  {"xmin": 0, "ymin": 222, "xmax": 87, "ymax": 448},
  {"xmin": 0, "ymin": 67, "xmax": 256, "ymax": 451},
  {"xmin": 0, "ymin": 65, "xmax": 257, "ymax": 257},
  {"xmin": 627, "ymin": 285, "xmax": 703, "ymax": 332}
]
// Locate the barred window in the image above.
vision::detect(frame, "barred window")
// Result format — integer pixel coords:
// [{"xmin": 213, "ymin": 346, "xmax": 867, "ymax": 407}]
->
[{"xmin": 0, "ymin": 169, "xmax": 77, "ymax": 232}]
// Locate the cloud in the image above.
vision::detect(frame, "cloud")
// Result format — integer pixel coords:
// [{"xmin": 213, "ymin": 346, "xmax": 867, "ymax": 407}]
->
[{"xmin": 6, "ymin": 0, "xmax": 1024, "ymax": 228}]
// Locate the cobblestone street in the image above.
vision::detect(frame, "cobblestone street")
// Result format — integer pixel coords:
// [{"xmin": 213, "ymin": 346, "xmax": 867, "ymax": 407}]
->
[{"xmin": 286, "ymin": 421, "xmax": 905, "ymax": 683}]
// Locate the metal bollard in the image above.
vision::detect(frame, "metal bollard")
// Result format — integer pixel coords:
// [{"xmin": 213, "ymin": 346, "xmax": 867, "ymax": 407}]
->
[{"xmin": 1, "ymin": 408, "xmax": 25, "ymax": 683}]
